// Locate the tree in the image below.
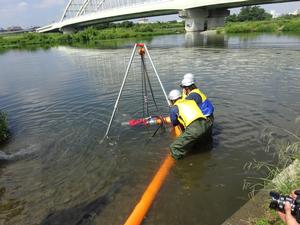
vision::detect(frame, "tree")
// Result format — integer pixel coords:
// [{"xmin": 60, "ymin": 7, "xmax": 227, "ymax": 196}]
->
[
  {"xmin": 226, "ymin": 14, "xmax": 238, "ymax": 22},
  {"xmin": 226, "ymin": 6, "xmax": 272, "ymax": 22},
  {"xmin": 120, "ymin": 21, "xmax": 134, "ymax": 28},
  {"xmin": 238, "ymin": 6, "xmax": 272, "ymax": 21}
]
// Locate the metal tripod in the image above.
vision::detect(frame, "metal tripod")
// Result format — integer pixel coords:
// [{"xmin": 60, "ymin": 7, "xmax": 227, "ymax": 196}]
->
[{"xmin": 104, "ymin": 43, "xmax": 170, "ymax": 138}]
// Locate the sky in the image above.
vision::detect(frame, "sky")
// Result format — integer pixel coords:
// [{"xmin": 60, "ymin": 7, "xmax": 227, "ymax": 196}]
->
[{"xmin": 0, "ymin": 0, "xmax": 299, "ymax": 28}]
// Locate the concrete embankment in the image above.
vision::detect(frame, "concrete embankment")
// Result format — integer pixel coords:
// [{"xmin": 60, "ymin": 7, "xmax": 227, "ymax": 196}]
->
[{"xmin": 221, "ymin": 159, "xmax": 300, "ymax": 225}]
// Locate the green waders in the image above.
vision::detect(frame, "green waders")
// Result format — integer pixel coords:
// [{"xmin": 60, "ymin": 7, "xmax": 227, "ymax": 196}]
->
[{"xmin": 170, "ymin": 118, "xmax": 213, "ymax": 160}]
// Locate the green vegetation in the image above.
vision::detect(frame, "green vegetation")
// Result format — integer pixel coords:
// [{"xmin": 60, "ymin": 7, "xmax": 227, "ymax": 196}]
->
[
  {"xmin": 221, "ymin": 6, "xmax": 300, "ymax": 34},
  {"xmin": 222, "ymin": 17, "xmax": 300, "ymax": 33},
  {"xmin": 242, "ymin": 123, "xmax": 300, "ymax": 225},
  {"xmin": 226, "ymin": 6, "xmax": 272, "ymax": 22},
  {"xmin": 0, "ymin": 111, "xmax": 9, "ymax": 143},
  {"xmin": 0, "ymin": 21, "xmax": 184, "ymax": 50},
  {"xmin": 255, "ymin": 210, "xmax": 285, "ymax": 225}
]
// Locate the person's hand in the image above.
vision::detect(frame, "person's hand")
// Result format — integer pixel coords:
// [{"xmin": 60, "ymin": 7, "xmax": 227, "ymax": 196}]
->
[
  {"xmin": 277, "ymin": 202, "xmax": 299, "ymax": 225},
  {"xmin": 277, "ymin": 190, "xmax": 300, "ymax": 225}
]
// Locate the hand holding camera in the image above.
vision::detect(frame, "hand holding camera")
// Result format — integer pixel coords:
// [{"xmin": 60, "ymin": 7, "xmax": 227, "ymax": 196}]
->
[{"xmin": 269, "ymin": 190, "xmax": 300, "ymax": 225}]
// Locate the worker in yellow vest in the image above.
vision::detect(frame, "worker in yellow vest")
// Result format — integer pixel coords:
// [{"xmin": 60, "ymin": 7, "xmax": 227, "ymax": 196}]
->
[{"xmin": 168, "ymin": 89, "xmax": 212, "ymax": 159}]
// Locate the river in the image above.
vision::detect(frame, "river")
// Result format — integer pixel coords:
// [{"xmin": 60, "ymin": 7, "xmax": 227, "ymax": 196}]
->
[{"xmin": 0, "ymin": 32, "xmax": 300, "ymax": 225}]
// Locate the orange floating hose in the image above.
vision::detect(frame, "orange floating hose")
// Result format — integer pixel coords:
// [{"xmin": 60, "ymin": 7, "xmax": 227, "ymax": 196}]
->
[{"xmin": 124, "ymin": 126, "xmax": 181, "ymax": 225}]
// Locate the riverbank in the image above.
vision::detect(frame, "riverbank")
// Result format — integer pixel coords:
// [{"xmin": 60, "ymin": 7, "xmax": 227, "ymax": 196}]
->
[
  {"xmin": 2, "ymin": 18, "xmax": 300, "ymax": 50},
  {"xmin": 0, "ymin": 22, "xmax": 184, "ymax": 50},
  {"xmin": 222, "ymin": 124, "xmax": 300, "ymax": 225},
  {"xmin": 222, "ymin": 159, "xmax": 300, "ymax": 225},
  {"xmin": 221, "ymin": 16, "xmax": 300, "ymax": 33}
]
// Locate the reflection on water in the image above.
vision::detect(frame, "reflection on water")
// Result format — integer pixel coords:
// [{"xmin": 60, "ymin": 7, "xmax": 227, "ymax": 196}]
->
[
  {"xmin": 0, "ymin": 33, "xmax": 300, "ymax": 225},
  {"xmin": 185, "ymin": 32, "xmax": 227, "ymax": 48}
]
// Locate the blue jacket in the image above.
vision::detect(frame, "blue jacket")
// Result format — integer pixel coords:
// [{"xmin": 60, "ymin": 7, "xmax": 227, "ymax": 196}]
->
[
  {"xmin": 186, "ymin": 92, "xmax": 214, "ymax": 117},
  {"xmin": 169, "ymin": 105, "xmax": 180, "ymax": 126}
]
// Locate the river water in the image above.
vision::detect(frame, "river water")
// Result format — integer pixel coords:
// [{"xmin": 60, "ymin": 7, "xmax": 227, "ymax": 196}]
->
[{"xmin": 0, "ymin": 32, "xmax": 300, "ymax": 225}]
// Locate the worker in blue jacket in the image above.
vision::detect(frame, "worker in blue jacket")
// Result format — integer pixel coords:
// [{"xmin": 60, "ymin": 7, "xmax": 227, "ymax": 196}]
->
[
  {"xmin": 180, "ymin": 74, "xmax": 214, "ymax": 122},
  {"xmin": 168, "ymin": 89, "xmax": 212, "ymax": 159}
]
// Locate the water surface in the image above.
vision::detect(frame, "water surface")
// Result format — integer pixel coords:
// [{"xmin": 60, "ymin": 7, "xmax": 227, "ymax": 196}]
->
[{"xmin": 0, "ymin": 33, "xmax": 300, "ymax": 225}]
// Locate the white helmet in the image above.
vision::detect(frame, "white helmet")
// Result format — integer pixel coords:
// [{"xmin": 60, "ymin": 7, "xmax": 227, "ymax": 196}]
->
[
  {"xmin": 183, "ymin": 73, "xmax": 195, "ymax": 82},
  {"xmin": 181, "ymin": 77, "xmax": 194, "ymax": 87},
  {"xmin": 168, "ymin": 89, "xmax": 182, "ymax": 100}
]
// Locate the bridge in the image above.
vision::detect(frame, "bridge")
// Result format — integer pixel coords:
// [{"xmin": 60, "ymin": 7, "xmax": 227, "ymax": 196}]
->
[{"xmin": 37, "ymin": 0, "xmax": 296, "ymax": 33}]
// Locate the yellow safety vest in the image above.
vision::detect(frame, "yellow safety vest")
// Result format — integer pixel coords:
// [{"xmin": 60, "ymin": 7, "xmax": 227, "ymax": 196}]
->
[
  {"xmin": 189, "ymin": 89, "xmax": 207, "ymax": 102},
  {"xmin": 174, "ymin": 99, "xmax": 206, "ymax": 128}
]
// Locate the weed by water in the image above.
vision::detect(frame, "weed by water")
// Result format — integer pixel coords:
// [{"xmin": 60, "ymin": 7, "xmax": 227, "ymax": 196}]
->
[
  {"xmin": 0, "ymin": 111, "xmax": 9, "ymax": 143},
  {"xmin": 243, "ymin": 123, "xmax": 300, "ymax": 195},
  {"xmin": 242, "ymin": 119, "xmax": 300, "ymax": 225}
]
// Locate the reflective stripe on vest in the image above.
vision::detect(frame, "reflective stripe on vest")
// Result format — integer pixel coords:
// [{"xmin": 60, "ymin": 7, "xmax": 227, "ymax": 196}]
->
[
  {"xmin": 174, "ymin": 99, "xmax": 206, "ymax": 128},
  {"xmin": 190, "ymin": 89, "xmax": 207, "ymax": 102}
]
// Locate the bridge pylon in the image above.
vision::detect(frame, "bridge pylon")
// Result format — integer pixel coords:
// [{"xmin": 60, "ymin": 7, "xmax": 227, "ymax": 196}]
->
[{"xmin": 180, "ymin": 8, "xmax": 229, "ymax": 32}]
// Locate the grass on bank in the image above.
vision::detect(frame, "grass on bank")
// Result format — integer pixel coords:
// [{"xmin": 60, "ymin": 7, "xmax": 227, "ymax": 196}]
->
[
  {"xmin": 0, "ymin": 22, "xmax": 184, "ymax": 50},
  {"xmin": 220, "ymin": 17, "xmax": 300, "ymax": 33},
  {"xmin": 0, "ymin": 111, "xmax": 9, "ymax": 144},
  {"xmin": 242, "ymin": 122, "xmax": 300, "ymax": 225}
]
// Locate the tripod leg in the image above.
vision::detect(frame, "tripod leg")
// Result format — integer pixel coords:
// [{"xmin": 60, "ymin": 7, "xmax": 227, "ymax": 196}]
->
[
  {"xmin": 144, "ymin": 45, "xmax": 170, "ymax": 107},
  {"xmin": 104, "ymin": 44, "xmax": 137, "ymax": 137}
]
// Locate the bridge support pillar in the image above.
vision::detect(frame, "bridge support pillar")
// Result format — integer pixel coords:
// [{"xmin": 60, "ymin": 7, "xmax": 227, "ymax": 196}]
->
[
  {"xmin": 60, "ymin": 27, "xmax": 77, "ymax": 34},
  {"xmin": 179, "ymin": 8, "xmax": 208, "ymax": 32},
  {"xmin": 207, "ymin": 9, "xmax": 230, "ymax": 29},
  {"xmin": 180, "ymin": 8, "xmax": 229, "ymax": 32}
]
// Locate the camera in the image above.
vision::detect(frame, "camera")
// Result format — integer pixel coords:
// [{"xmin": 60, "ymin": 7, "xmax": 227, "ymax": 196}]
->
[{"xmin": 269, "ymin": 190, "xmax": 300, "ymax": 223}]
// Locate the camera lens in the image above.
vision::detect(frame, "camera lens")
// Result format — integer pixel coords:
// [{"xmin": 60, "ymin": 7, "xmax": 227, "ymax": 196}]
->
[
  {"xmin": 270, "ymin": 191, "xmax": 280, "ymax": 199},
  {"xmin": 269, "ymin": 200, "xmax": 279, "ymax": 210}
]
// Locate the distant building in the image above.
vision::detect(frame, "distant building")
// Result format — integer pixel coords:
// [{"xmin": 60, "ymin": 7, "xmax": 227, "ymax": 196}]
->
[
  {"xmin": 6, "ymin": 26, "xmax": 23, "ymax": 31},
  {"xmin": 0, "ymin": 27, "xmax": 4, "ymax": 32},
  {"xmin": 137, "ymin": 18, "xmax": 149, "ymax": 24},
  {"xmin": 29, "ymin": 26, "xmax": 40, "ymax": 32},
  {"xmin": 292, "ymin": 9, "xmax": 300, "ymax": 16},
  {"xmin": 270, "ymin": 10, "xmax": 279, "ymax": 18}
]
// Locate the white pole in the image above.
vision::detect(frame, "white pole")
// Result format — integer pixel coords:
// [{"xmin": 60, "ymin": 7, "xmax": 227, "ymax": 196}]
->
[
  {"xmin": 104, "ymin": 44, "xmax": 137, "ymax": 137},
  {"xmin": 144, "ymin": 45, "xmax": 170, "ymax": 106}
]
